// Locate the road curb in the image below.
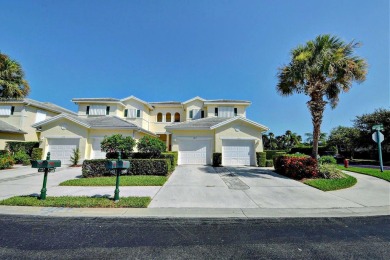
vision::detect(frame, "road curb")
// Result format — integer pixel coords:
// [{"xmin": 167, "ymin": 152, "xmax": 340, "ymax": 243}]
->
[{"xmin": 0, "ymin": 205, "xmax": 389, "ymax": 218}]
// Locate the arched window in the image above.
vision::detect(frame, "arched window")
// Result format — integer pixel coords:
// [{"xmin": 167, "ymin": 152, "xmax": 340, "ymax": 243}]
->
[
  {"xmin": 166, "ymin": 113, "xmax": 171, "ymax": 122},
  {"xmin": 174, "ymin": 112, "xmax": 180, "ymax": 122},
  {"xmin": 157, "ymin": 113, "xmax": 163, "ymax": 122}
]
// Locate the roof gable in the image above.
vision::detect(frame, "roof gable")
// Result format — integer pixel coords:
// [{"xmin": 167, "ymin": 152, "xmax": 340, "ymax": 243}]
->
[
  {"xmin": 182, "ymin": 96, "xmax": 206, "ymax": 105},
  {"xmin": 120, "ymin": 96, "xmax": 153, "ymax": 110},
  {"xmin": 210, "ymin": 117, "xmax": 268, "ymax": 131}
]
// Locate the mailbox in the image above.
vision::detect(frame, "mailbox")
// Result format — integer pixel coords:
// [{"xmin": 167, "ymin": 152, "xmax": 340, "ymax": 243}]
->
[
  {"xmin": 31, "ymin": 160, "xmax": 61, "ymax": 169},
  {"xmin": 105, "ymin": 160, "xmax": 130, "ymax": 170}
]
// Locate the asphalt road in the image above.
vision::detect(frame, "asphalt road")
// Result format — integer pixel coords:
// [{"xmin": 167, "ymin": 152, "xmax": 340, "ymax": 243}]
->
[{"xmin": 0, "ymin": 215, "xmax": 389, "ymax": 259}]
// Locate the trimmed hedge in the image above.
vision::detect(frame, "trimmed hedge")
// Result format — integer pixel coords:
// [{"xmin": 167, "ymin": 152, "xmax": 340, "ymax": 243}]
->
[
  {"xmin": 266, "ymin": 159, "xmax": 274, "ymax": 167},
  {"xmin": 31, "ymin": 148, "xmax": 43, "ymax": 160},
  {"xmin": 256, "ymin": 152, "xmax": 266, "ymax": 167},
  {"xmin": 82, "ymin": 159, "xmax": 171, "ymax": 178},
  {"xmin": 265, "ymin": 150, "xmax": 287, "ymax": 160},
  {"xmin": 0, "ymin": 150, "xmax": 8, "ymax": 157},
  {"xmin": 161, "ymin": 152, "xmax": 177, "ymax": 171},
  {"xmin": 290, "ymin": 146, "xmax": 328, "ymax": 156},
  {"xmin": 5, "ymin": 142, "xmax": 39, "ymax": 156},
  {"xmin": 319, "ymin": 155, "xmax": 337, "ymax": 165},
  {"xmin": 274, "ymin": 155, "xmax": 318, "ymax": 180},
  {"xmin": 213, "ymin": 153, "xmax": 222, "ymax": 167}
]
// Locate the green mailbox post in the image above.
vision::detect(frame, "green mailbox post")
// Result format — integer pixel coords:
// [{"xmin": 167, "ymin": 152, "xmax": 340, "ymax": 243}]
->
[
  {"xmin": 31, "ymin": 152, "xmax": 61, "ymax": 200},
  {"xmin": 105, "ymin": 152, "xmax": 130, "ymax": 202}
]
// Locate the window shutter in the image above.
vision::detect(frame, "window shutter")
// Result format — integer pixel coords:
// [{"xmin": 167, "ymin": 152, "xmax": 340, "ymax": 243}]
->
[
  {"xmin": 86, "ymin": 106, "xmax": 90, "ymax": 115},
  {"xmin": 137, "ymin": 109, "xmax": 141, "ymax": 118},
  {"xmin": 201, "ymin": 110, "xmax": 205, "ymax": 118},
  {"xmin": 106, "ymin": 106, "xmax": 110, "ymax": 115},
  {"xmin": 11, "ymin": 106, "xmax": 15, "ymax": 115},
  {"xmin": 215, "ymin": 107, "xmax": 218, "ymax": 116},
  {"xmin": 234, "ymin": 108, "xmax": 238, "ymax": 116},
  {"xmin": 124, "ymin": 109, "xmax": 128, "ymax": 117},
  {"xmin": 189, "ymin": 110, "xmax": 193, "ymax": 119}
]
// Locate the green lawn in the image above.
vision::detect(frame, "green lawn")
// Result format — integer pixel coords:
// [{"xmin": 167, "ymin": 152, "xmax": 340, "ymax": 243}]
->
[
  {"xmin": 0, "ymin": 196, "xmax": 151, "ymax": 208},
  {"xmin": 336, "ymin": 165, "xmax": 390, "ymax": 182},
  {"xmin": 59, "ymin": 175, "xmax": 167, "ymax": 186},
  {"xmin": 303, "ymin": 173, "xmax": 357, "ymax": 191}
]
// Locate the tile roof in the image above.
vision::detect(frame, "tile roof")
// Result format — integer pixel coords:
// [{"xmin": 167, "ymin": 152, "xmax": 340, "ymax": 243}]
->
[
  {"xmin": 166, "ymin": 117, "xmax": 229, "ymax": 130},
  {"xmin": 0, "ymin": 120, "xmax": 27, "ymax": 134},
  {"xmin": 72, "ymin": 98, "xmax": 120, "ymax": 102},
  {"xmin": 204, "ymin": 99, "xmax": 251, "ymax": 104}
]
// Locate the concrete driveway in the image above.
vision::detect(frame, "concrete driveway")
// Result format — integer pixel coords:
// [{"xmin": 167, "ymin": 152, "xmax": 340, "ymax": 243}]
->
[{"xmin": 148, "ymin": 165, "xmax": 366, "ymax": 209}]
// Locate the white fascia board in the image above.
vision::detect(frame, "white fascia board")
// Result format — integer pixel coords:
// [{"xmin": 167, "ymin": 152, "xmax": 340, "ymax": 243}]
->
[
  {"xmin": 175, "ymin": 136, "xmax": 213, "ymax": 140},
  {"xmin": 136, "ymin": 128, "xmax": 158, "ymax": 137},
  {"xmin": 44, "ymin": 135, "xmax": 82, "ymax": 139},
  {"xmin": 165, "ymin": 126, "xmax": 211, "ymax": 131},
  {"xmin": 210, "ymin": 116, "xmax": 269, "ymax": 131},
  {"xmin": 204, "ymin": 102, "xmax": 251, "ymax": 106},
  {"xmin": 182, "ymin": 96, "xmax": 206, "ymax": 105},
  {"xmin": 32, "ymin": 114, "xmax": 91, "ymax": 129},
  {"xmin": 120, "ymin": 95, "xmax": 154, "ymax": 110},
  {"xmin": 220, "ymin": 137, "xmax": 258, "ymax": 140}
]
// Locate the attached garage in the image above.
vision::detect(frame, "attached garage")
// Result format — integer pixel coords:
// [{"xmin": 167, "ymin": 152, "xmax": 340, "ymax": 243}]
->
[
  {"xmin": 222, "ymin": 139, "xmax": 256, "ymax": 166},
  {"xmin": 178, "ymin": 138, "xmax": 212, "ymax": 165},
  {"xmin": 91, "ymin": 138, "xmax": 106, "ymax": 159},
  {"xmin": 48, "ymin": 138, "xmax": 80, "ymax": 165}
]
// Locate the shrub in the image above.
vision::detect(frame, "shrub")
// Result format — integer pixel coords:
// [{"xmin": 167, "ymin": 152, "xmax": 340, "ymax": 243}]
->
[
  {"xmin": 318, "ymin": 164, "xmax": 344, "ymax": 179},
  {"xmin": 0, "ymin": 154, "xmax": 15, "ymax": 169},
  {"xmin": 266, "ymin": 160, "xmax": 274, "ymax": 167},
  {"xmin": 256, "ymin": 152, "xmax": 266, "ymax": 167},
  {"xmin": 265, "ymin": 150, "xmax": 286, "ymax": 160},
  {"xmin": 101, "ymin": 134, "xmax": 135, "ymax": 155},
  {"xmin": 274, "ymin": 155, "xmax": 318, "ymax": 180},
  {"xmin": 319, "ymin": 155, "xmax": 337, "ymax": 165},
  {"xmin": 213, "ymin": 153, "xmax": 222, "ymax": 167},
  {"xmin": 82, "ymin": 159, "xmax": 170, "ymax": 178},
  {"xmin": 137, "ymin": 136, "xmax": 166, "ymax": 158},
  {"xmin": 0, "ymin": 150, "xmax": 8, "ymax": 157},
  {"xmin": 13, "ymin": 150, "xmax": 30, "ymax": 164},
  {"xmin": 31, "ymin": 148, "xmax": 43, "ymax": 160},
  {"xmin": 70, "ymin": 148, "xmax": 80, "ymax": 166},
  {"xmin": 161, "ymin": 152, "xmax": 177, "ymax": 171},
  {"xmin": 289, "ymin": 146, "xmax": 328, "ymax": 156},
  {"xmin": 5, "ymin": 142, "xmax": 39, "ymax": 156}
]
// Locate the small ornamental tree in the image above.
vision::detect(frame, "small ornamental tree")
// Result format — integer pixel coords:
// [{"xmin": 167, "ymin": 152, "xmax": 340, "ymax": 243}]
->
[
  {"xmin": 137, "ymin": 136, "xmax": 166, "ymax": 158},
  {"xmin": 100, "ymin": 134, "xmax": 136, "ymax": 157}
]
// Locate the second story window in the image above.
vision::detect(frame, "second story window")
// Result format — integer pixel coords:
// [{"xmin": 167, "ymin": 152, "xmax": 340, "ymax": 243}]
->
[
  {"xmin": 157, "ymin": 113, "xmax": 163, "ymax": 122},
  {"xmin": 127, "ymin": 109, "xmax": 141, "ymax": 118},
  {"xmin": 166, "ymin": 113, "xmax": 171, "ymax": 122},
  {"xmin": 106, "ymin": 106, "xmax": 110, "ymax": 115},
  {"xmin": 35, "ymin": 110, "xmax": 47, "ymax": 123},
  {"xmin": 234, "ymin": 108, "xmax": 238, "ymax": 116},
  {"xmin": 0, "ymin": 106, "xmax": 13, "ymax": 116},
  {"xmin": 174, "ymin": 112, "xmax": 180, "ymax": 122},
  {"xmin": 89, "ymin": 105, "xmax": 106, "ymax": 116},
  {"xmin": 214, "ymin": 107, "xmax": 218, "ymax": 117},
  {"xmin": 219, "ymin": 107, "xmax": 234, "ymax": 117}
]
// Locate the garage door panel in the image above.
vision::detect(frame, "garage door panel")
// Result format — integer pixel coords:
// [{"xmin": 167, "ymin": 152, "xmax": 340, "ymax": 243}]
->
[
  {"xmin": 178, "ymin": 139, "xmax": 211, "ymax": 165},
  {"xmin": 222, "ymin": 140, "xmax": 255, "ymax": 166},
  {"xmin": 48, "ymin": 138, "xmax": 79, "ymax": 165}
]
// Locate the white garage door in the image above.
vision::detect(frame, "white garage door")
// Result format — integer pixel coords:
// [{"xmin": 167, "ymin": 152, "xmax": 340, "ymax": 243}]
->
[
  {"xmin": 48, "ymin": 138, "xmax": 79, "ymax": 165},
  {"xmin": 222, "ymin": 139, "xmax": 255, "ymax": 166},
  {"xmin": 91, "ymin": 138, "xmax": 106, "ymax": 159},
  {"xmin": 178, "ymin": 139, "xmax": 212, "ymax": 165}
]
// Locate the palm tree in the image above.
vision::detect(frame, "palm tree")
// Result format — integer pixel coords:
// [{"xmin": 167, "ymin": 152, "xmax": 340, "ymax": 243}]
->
[
  {"xmin": 276, "ymin": 35, "xmax": 367, "ymax": 158},
  {"xmin": 0, "ymin": 52, "xmax": 30, "ymax": 98},
  {"xmin": 305, "ymin": 132, "xmax": 327, "ymax": 145}
]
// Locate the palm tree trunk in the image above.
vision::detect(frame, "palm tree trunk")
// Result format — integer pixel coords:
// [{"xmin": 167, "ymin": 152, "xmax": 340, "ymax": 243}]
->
[{"xmin": 307, "ymin": 96, "xmax": 327, "ymax": 159}]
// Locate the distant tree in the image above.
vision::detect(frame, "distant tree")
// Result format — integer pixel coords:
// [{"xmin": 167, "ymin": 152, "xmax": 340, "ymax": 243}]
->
[
  {"xmin": 353, "ymin": 108, "xmax": 390, "ymax": 151},
  {"xmin": 304, "ymin": 132, "xmax": 327, "ymax": 145},
  {"xmin": 263, "ymin": 132, "xmax": 278, "ymax": 150},
  {"xmin": 0, "ymin": 52, "xmax": 30, "ymax": 98},
  {"xmin": 100, "ymin": 134, "xmax": 135, "ymax": 156},
  {"xmin": 276, "ymin": 35, "xmax": 367, "ymax": 159},
  {"xmin": 328, "ymin": 126, "xmax": 360, "ymax": 158},
  {"xmin": 137, "ymin": 136, "xmax": 166, "ymax": 158}
]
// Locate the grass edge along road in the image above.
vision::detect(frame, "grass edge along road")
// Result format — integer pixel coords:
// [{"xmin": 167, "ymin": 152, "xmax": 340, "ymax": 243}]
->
[
  {"xmin": 336, "ymin": 165, "xmax": 390, "ymax": 182},
  {"xmin": 59, "ymin": 175, "xmax": 167, "ymax": 186},
  {"xmin": 0, "ymin": 196, "xmax": 151, "ymax": 208}
]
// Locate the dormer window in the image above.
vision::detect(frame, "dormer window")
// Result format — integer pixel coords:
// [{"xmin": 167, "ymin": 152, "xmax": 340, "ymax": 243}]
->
[
  {"xmin": 234, "ymin": 108, "xmax": 238, "ymax": 116},
  {"xmin": 88, "ymin": 105, "xmax": 106, "ymax": 116},
  {"xmin": 0, "ymin": 106, "xmax": 13, "ymax": 116},
  {"xmin": 126, "ymin": 109, "xmax": 141, "ymax": 118},
  {"xmin": 218, "ymin": 107, "xmax": 234, "ymax": 117}
]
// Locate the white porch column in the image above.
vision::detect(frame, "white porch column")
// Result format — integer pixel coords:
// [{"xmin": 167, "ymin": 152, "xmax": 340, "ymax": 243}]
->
[{"xmin": 166, "ymin": 134, "xmax": 170, "ymax": 151}]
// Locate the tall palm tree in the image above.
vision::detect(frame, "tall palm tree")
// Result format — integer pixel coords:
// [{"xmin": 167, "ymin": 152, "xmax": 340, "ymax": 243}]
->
[
  {"xmin": 276, "ymin": 35, "xmax": 367, "ymax": 158},
  {"xmin": 0, "ymin": 52, "xmax": 30, "ymax": 98}
]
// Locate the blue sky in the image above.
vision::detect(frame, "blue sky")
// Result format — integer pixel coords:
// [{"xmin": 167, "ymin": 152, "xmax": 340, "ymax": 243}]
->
[{"xmin": 1, "ymin": 0, "xmax": 389, "ymax": 138}]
